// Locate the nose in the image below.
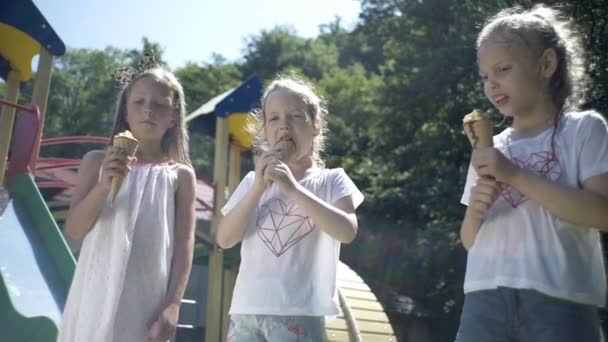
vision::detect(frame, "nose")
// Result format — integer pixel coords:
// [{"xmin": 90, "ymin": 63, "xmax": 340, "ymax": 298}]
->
[
  {"xmin": 142, "ymin": 104, "xmax": 153, "ymax": 118},
  {"xmin": 485, "ymin": 78, "xmax": 499, "ymax": 92},
  {"xmin": 278, "ymin": 116, "xmax": 291, "ymax": 129}
]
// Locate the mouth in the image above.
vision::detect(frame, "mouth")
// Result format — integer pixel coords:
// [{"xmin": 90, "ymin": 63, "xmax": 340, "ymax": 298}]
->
[
  {"xmin": 276, "ymin": 135, "xmax": 294, "ymax": 144},
  {"xmin": 492, "ymin": 94, "xmax": 509, "ymax": 107},
  {"xmin": 141, "ymin": 121, "xmax": 157, "ymax": 126},
  {"xmin": 274, "ymin": 137, "xmax": 296, "ymax": 160}
]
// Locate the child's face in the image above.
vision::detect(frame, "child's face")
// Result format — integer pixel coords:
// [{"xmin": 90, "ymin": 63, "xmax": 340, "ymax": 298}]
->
[
  {"xmin": 478, "ymin": 40, "xmax": 546, "ymax": 118},
  {"xmin": 125, "ymin": 76, "xmax": 176, "ymax": 141},
  {"xmin": 263, "ymin": 90, "xmax": 319, "ymax": 160}
]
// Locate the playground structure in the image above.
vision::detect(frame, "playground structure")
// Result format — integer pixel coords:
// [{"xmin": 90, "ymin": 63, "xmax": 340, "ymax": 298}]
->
[
  {"xmin": 0, "ymin": 1, "xmax": 397, "ymax": 341},
  {"xmin": 0, "ymin": 1, "xmax": 76, "ymax": 340}
]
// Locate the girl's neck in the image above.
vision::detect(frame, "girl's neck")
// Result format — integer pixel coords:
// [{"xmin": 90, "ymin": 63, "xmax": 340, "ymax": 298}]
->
[
  {"xmin": 135, "ymin": 144, "xmax": 168, "ymax": 163},
  {"xmin": 287, "ymin": 156, "xmax": 316, "ymax": 181},
  {"xmin": 511, "ymin": 98, "xmax": 558, "ymax": 137}
]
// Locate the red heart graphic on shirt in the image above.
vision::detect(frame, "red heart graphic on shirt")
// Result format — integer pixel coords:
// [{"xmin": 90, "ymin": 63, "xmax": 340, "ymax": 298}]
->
[
  {"xmin": 501, "ymin": 151, "xmax": 561, "ymax": 208},
  {"xmin": 257, "ymin": 198, "xmax": 315, "ymax": 257}
]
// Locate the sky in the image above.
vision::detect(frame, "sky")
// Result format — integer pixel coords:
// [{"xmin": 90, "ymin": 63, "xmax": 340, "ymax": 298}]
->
[{"xmin": 33, "ymin": 0, "xmax": 362, "ymax": 69}]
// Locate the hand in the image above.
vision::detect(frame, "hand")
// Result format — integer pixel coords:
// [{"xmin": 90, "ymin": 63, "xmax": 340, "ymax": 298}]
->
[
  {"xmin": 468, "ymin": 177, "xmax": 502, "ymax": 218},
  {"xmin": 471, "ymin": 147, "xmax": 520, "ymax": 184},
  {"xmin": 253, "ymin": 150, "xmax": 279, "ymax": 192},
  {"xmin": 98, "ymin": 147, "xmax": 136, "ymax": 192},
  {"xmin": 146, "ymin": 303, "xmax": 179, "ymax": 342},
  {"xmin": 264, "ymin": 158, "xmax": 298, "ymax": 195}
]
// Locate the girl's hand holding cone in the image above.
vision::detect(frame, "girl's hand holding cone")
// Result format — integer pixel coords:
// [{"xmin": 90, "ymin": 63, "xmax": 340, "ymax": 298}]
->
[
  {"xmin": 99, "ymin": 147, "xmax": 134, "ymax": 194},
  {"xmin": 99, "ymin": 146, "xmax": 131, "ymax": 193}
]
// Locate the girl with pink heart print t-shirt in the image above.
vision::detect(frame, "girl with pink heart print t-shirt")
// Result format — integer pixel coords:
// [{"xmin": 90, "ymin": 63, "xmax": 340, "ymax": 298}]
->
[
  {"xmin": 216, "ymin": 75, "xmax": 363, "ymax": 342},
  {"xmin": 461, "ymin": 110, "xmax": 608, "ymax": 304},
  {"xmin": 457, "ymin": 5, "xmax": 608, "ymax": 342}
]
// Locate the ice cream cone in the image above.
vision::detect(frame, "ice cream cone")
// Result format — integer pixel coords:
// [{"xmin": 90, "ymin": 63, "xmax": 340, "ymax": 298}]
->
[
  {"xmin": 110, "ymin": 130, "xmax": 138, "ymax": 205},
  {"xmin": 274, "ymin": 140, "xmax": 295, "ymax": 162},
  {"xmin": 463, "ymin": 110, "xmax": 494, "ymax": 149}
]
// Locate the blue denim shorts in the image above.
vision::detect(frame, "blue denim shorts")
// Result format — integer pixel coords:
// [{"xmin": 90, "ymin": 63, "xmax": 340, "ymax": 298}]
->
[
  {"xmin": 227, "ymin": 314, "xmax": 325, "ymax": 342},
  {"xmin": 455, "ymin": 287, "xmax": 603, "ymax": 342}
]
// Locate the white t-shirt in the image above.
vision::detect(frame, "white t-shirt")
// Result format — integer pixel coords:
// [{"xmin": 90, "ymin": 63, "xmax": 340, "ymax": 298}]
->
[
  {"xmin": 222, "ymin": 168, "xmax": 364, "ymax": 316},
  {"xmin": 461, "ymin": 110, "xmax": 608, "ymax": 307}
]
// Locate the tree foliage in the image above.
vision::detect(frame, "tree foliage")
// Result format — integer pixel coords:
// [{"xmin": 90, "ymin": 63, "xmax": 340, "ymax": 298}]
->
[{"xmin": 13, "ymin": 2, "xmax": 608, "ymax": 339}]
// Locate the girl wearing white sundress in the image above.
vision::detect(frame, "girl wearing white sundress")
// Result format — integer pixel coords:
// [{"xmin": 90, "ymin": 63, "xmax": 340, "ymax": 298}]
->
[{"xmin": 58, "ymin": 57, "xmax": 196, "ymax": 342}]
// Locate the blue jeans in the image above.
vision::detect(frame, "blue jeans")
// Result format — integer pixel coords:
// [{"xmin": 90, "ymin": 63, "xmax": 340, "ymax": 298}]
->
[
  {"xmin": 227, "ymin": 314, "xmax": 325, "ymax": 342},
  {"xmin": 455, "ymin": 288, "xmax": 603, "ymax": 342}
]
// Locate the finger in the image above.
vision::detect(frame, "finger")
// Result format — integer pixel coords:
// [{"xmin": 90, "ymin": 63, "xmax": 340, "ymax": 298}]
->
[
  {"xmin": 148, "ymin": 321, "xmax": 161, "ymax": 339},
  {"xmin": 109, "ymin": 148, "xmax": 128, "ymax": 160},
  {"xmin": 260, "ymin": 150, "xmax": 280, "ymax": 160},
  {"xmin": 105, "ymin": 171, "xmax": 126, "ymax": 180},
  {"xmin": 105, "ymin": 162, "xmax": 128, "ymax": 173},
  {"xmin": 473, "ymin": 183, "xmax": 499, "ymax": 196},
  {"xmin": 474, "ymin": 193, "xmax": 494, "ymax": 206},
  {"xmin": 107, "ymin": 148, "xmax": 126, "ymax": 159},
  {"xmin": 256, "ymin": 154, "xmax": 276, "ymax": 171},
  {"xmin": 265, "ymin": 168, "xmax": 279, "ymax": 183},
  {"xmin": 265, "ymin": 159, "xmax": 279, "ymax": 172},
  {"xmin": 106, "ymin": 158, "xmax": 127, "ymax": 166},
  {"xmin": 273, "ymin": 159, "xmax": 286, "ymax": 168},
  {"xmin": 264, "ymin": 166, "xmax": 274, "ymax": 180},
  {"xmin": 160, "ymin": 326, "xmax": 174, "ymax": 341},
  {"xmin": 471, "ymin": 201, "xmax": 490, "ymax": 213},
  {"xmin": 104, "ymin": 156, "xmax": 129, "ymax": 167},
  {"xmin": 104, "ymin": 164, "xmax": 129, "ymax": 174},
  {"xmin": 472, "ymin": 193, "xmax": 495, "ymax": 208},
  {"xmin": 105, "ymin": 146, "xmax": 117, "ymax": 155},
  {"xmin": 103, "ymin": 162, "xmax": 126, "ymax": 173},
  {"xmin": 474, "ymin": 166, "xmax": 494, "ymax": 178},
  {"xmin": 476, "ymin": 176, "xmax": 497, "ymax": 185}
]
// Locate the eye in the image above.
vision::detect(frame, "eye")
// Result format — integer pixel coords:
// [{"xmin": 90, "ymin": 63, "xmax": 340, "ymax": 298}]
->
[
  {"xmin": 497, "ymin": 65, "xmax": 512, "ymax": 74},
  {"xmin": 153, "ymin": 101, "xmax": 171, "ymax": 111}
]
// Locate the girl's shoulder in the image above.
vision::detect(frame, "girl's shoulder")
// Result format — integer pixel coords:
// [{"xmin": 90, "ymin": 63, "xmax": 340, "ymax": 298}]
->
[
  {"xmin": 173, "ymin": 163, "xmax": 196, "ymax": 194},
  {"xmin": 172, "ymin": 162, "xmax": 196, "ymax": 180},
  {"xmin": 312, "ymin": 167, "xmax": 354, "ymax": 185},
  {"xmin": 320, "ymin": 167, "xmax": 348, "ymax": 177},
  {"xmin": 561, "ymin": 110, "xmax": 607, "ymax": 137},
  {"xmin": 78, "ymin": 149, "xmax": 106, "ymax": 174},
  {"xmin": 564, "ymin": 110, "xmax": 606, "ymax": 126},
  {"xmin": 82, "ymin": 149, "xmax": 106, "ymax": 163}
]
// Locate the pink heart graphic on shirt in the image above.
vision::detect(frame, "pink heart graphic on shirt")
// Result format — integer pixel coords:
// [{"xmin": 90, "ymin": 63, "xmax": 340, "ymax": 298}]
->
[
  {"xmin": 501, "ymin": 151, "xmax": 561, "ymax": 208},
  {"xmin": 257, "ymin": 198, "xmax": 315, "ymax": 257}
]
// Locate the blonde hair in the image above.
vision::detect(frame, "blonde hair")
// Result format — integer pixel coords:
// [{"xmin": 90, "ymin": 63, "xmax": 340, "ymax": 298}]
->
[
  {"xmin": 248, "ymin": 75, "xmax": 329, "ymax": 168},
  {"xmin": 477, "ymin": 4, "xmax": 589, "ymax": 113},
  {"xmin": 111, "ymin": 67, "xmax": 191, "ymax": 165}
]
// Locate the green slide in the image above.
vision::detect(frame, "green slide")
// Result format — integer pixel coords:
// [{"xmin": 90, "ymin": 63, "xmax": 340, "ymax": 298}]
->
[{"xmin": 0, "ymin": 172, "xmax": 76, "ymax": 341}]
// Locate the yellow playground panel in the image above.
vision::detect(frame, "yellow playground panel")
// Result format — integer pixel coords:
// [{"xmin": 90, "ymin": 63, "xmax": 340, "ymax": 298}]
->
[{"xmin": 0, "ymin": 0, "xmax": 65, "ymax": 185}]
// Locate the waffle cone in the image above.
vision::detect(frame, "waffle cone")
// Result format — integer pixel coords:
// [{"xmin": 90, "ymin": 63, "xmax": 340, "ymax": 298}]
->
[
  {"xmin": 463, "ymin": 110, "xmax": 494, "ymax": 149},
  {"xmin": 110, "ymin": 131, "xmax": 138, "ymax": 204}
]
